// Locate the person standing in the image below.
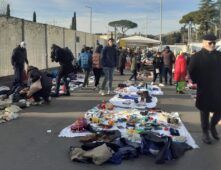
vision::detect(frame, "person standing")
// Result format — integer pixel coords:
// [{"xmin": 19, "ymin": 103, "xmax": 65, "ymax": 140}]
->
[
  {"xmin": 129, "ymin": 50, "xmax": 137, "ymax": 81},
  {"xmin": 99, "ymin": 38, "xmax": 117, "ymax": 96},
  {"xmin": 189, "ymin": 34, "xmax": 221, "ymax": 144},
  {"xmin": 152, "ymin": 52, "xmax": 164, "ymax": 86},
  {"xmin": 174, "ymin": 53, "xmax": 187, "ymax": 94},
  {"xmin": 78, "ymin": 47, "xmax": 92, "ymax": 88},
  {"xmin": 118, "ymin": 48, "xmax": 127, "ymax": 75},
  {"xmin": 11, "ymin": 41, "xmax": 29, "ymax": 89},
  {"xmin": 92, "ymin": 44, "xmax": 103, "ymax": 89},
  {"xmin": 161, "ymin": 46, "xmax": 175, "ymax": 85}
]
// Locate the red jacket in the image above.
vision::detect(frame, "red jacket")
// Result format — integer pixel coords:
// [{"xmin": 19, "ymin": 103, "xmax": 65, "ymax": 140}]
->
[{"xmin": 174, "ymin": 54, "xmax": 187, "ymax": 81}]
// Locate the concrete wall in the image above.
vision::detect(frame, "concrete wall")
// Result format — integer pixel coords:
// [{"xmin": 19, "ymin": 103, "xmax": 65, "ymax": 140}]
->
[
  {"xmin": 0, "ymin": 17, "xmax": 23, "ymax": 76},
  {"xmin": 0, "ymin": 16, "xmax": 101, "ymax": 77},
  {"xmin": 24, "ymin": 21, "xmax": 46, "ymax": 70}
]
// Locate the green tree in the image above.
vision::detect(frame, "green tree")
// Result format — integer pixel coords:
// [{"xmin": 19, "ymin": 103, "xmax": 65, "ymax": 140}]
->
[
  {"xmin": 180, "ymin": 0, "xmax": 218, "ymax": 40},
  {"xmin": 108, "ymin": 20, "xmax": 138, "ymax": 37},
  {"xmin": 33, "ymin": 11, "xmax": 36, "ymax": 22},
  {"xmin": 71, "ymin": 12, "xmax": 76, "ymax": 30},
  {"xmin": 6, "ymin": 3, "xmax": 10, "ymax": 17}
]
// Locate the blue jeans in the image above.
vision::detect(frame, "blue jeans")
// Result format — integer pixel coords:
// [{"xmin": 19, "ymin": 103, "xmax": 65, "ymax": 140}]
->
[{"xmin": 101, "ymin": 67, "xmax": 114, "ymax": 91}]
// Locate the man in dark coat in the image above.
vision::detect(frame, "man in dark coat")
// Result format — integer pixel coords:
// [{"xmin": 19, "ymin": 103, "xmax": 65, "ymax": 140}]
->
[
  {"xmin": 118, "ymin": 48, "xmax": 127, "ymax": 75},
  {"xmin": 188, "ymin": 34, "xmax": 221, "ymax": 144},
  {"xmin": 11, "ymin": 41, "xmax": 29, "ymax": 88},
  {"xmin": 161, "ymin": 46, "xmax": 175, "ymax": 85},
  {"xmin": 50, "ymin": 44, "xmax": 75, "ymax": 97},
  {"xmin": 99, "ymin": 38, "xmax": 117, "ymax": 95}
]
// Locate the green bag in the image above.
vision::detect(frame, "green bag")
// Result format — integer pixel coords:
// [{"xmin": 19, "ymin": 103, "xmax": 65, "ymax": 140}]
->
[{"xmin": 176, "ymin": 81, "xmax": 186, "ymax": 92}]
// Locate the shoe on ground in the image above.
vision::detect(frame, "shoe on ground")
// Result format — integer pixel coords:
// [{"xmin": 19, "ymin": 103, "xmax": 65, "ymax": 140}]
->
[
  {"xmin": 202, "ymin": 132, "xmax": 212, "ymax": 144},
  {"xmin": 31, "ymin": 100, "xmax": 44, "ymax": 106},
  {"xmin": 94, "ymin": 86, "xmax": 100, "ymax": 90},
  {"xmin": 107, "ymin": 90, "xmax": 114, "ymax": 95},
  {"xmin": 51, "ymin": 93, "xmax": 59, "ymax": 97},
  {"xmin": 99, "ymin": 90, "xmax": 106, "ymax": 96},
  {"xmin": 211, "ymin": 126, "xmax": 220, "ymax": 140},
  {"xmin": 64, "ymin": 92, "xmax": 71, "ymax": 96},
  {"xmin": 177, "ymin": 91, "xmax": 185, "ymax": 94},
  {"xmin": 159, "ymin": 83, "xmax": 165, "ymax": 87},
  {"xmin": 151, "ymin": 82, "xmax": 154, "ymax": 85}
]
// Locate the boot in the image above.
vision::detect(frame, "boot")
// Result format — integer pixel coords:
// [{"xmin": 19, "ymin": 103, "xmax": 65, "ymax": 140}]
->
[
  {"xmin": 210, "ymin": 113, "xmax": 221, "ymax": 140},
  {"xmin": 202, "ymin": 131, "xmax": 212, "ymax": 144},
  {"xmin": 200, "ymin": 111, "xmax": 211, "ymax": 144},
  {"xmin": 211, "ymin": 125, "xmax": 219, "ymax": 140}
]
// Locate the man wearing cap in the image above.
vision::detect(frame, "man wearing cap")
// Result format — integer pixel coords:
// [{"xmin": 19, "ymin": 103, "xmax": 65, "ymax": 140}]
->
[
  {"xmin": 161, "ymin": 46, "xmax": 175, "ymax": 85},
  {"xmin": 189, "ymin": 34, "xmax": 221, "ymax": 144},
  {"xmin": 11, "ymin": 41, "xmax": 29, "ymax": 88},
  {"xmin": 99, "ymin": 38, "xmax": 117, "ymax": 96}
]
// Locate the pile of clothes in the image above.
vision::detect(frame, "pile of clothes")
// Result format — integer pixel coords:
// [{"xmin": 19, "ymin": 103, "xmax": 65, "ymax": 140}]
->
[{"xmin": 0, "ymin": 104, "xmax": 21, "ymax": 124}]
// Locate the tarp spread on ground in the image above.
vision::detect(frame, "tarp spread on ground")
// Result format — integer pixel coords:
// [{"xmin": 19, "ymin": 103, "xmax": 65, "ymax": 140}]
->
[{"xmin": 59, "ymin": 83, "xmax": 198, "ymax": 165}]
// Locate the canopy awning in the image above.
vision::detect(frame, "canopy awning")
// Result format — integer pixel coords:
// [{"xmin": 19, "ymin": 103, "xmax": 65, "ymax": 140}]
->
[{"xmin": 120, "ymin": 35, "xmax": 161, "ymax": 45}]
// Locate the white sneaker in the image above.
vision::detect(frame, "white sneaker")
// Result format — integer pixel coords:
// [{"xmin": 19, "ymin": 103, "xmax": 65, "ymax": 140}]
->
[
  {"xmin": 159, "ymin": 83, "xmax": 165, "ymax": 87},
  {"xmin": 99, "ymin": 90, "xmax": 106, "ymax": 96},
  {"xmin": 151, "ymin": 82, "xmax": 154, "ymax": 85},
  {"xmin": 107, "ymin": 90, "xmax": 115, "ymax": 95}
]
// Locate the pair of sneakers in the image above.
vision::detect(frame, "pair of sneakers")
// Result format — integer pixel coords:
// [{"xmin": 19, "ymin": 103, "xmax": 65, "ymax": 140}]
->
[{"xmin": 99, "ymin": 90, "xmax": 114, "ymax": 96}]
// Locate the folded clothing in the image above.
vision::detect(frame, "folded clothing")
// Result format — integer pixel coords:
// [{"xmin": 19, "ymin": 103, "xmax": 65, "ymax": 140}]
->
[{"xmin": 70, "ymin": 143, "xmax": 114, "ymax": 165}]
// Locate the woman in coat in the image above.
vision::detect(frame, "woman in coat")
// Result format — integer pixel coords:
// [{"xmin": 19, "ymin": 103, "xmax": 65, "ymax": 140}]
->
[
  {"xmin": 174, "ymin": 53, "xmax": 187, "ymax": 94},
  {"xmin": 92, "ymin": 44, "xmax": 103, "ymax": 89},
  {"xmin": 129, "ymin": 51, "xmax": 137, "ymax": 81}
]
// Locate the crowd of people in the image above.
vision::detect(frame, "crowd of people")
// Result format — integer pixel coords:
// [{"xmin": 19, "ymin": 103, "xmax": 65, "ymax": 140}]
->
[{"xmin": 8, "ymin": 34, "xmax": 221, "ymax": 145}]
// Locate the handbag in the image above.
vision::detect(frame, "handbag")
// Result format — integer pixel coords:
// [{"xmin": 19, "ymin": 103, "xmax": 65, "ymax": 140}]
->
[{"xmin": 27, "ymin": 78, "xmax": 42, "ymax": 97}]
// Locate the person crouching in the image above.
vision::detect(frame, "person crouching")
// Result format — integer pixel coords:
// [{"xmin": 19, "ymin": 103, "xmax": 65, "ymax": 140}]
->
[{"xmin": 25, "ymin": 66, "xmax": 52, "ymax": 104}]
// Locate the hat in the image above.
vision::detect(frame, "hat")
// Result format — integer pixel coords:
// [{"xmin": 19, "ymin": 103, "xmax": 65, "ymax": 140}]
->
[
  {"xmin": 202, "ymin": 34, "xmax": 217, "ymax": 41},
  {"xmin": 20, "ymin": 41, "xmax": 26, "ymax": 48}
]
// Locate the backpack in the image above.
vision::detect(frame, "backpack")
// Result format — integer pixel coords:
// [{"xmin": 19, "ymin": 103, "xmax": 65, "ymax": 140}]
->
[
  {"xmin": 92, "ymin": 52, "xmax": 101, "ymax": 68},
  {"xmin": 80, "ymin": 52, "xmax": 91, "ymax": 69},
  {"xmin": 64, "ymin": 47, "xmax": 74, "ymax": 63}
]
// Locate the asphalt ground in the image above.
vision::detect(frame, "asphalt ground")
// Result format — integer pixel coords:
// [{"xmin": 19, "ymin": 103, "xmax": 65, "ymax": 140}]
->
[{"xmin": 0, "ymin": 71, "xmax": 221, "ymax": 170}]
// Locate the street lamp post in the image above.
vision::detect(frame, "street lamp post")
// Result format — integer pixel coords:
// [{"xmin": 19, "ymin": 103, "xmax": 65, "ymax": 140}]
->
[
  {"xmin": 160, "ymin": 0, "xmax": 163, "ymax": 51},
  {"xmin": 85, "ymin": 6, "xmax": 92, "ymax": 34}
]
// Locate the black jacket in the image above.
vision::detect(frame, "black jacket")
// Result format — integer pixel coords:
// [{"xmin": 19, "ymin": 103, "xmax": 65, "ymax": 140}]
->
[
  {"xmin": 188, "ymin": 48, "xmax": 221, "ymax": 112},
  {"xmin": 11, "ymin": 46, "xmax": 28, "ymax": 67},
  {"xmin": 153, "ymin": 56, "xmax": 163, "ymax": 69},
  {"xmin": 102, "ymin": 46, "xmax": 117, "ymax": 68},
  {"xmin": 118, "ymin": 51, "xmax": 127, "ymax": 68}
]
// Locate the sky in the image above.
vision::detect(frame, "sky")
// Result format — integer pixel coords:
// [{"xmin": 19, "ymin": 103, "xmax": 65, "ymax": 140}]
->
[{"xmin": 4, "ymin": 0, "xmax": 201, "ymax": 35}]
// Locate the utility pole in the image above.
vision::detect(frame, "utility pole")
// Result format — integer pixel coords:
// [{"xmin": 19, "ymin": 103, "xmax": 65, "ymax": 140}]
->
[
  {"xmin": 220, "ymin": 3, "xmax": 221, "ymax": 38},
  {"xmin": 146, "ymin": 16, "xmax": 148, "ymax": 37},
  {"xmin": 85, "ymin": 6, "xmax": 92, "ymax": 34},
  {"xmin": 160, "ymin": 0, "xmax": 163, "ymax": 51}
]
